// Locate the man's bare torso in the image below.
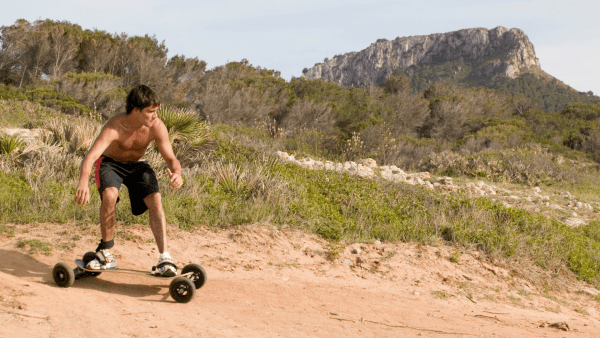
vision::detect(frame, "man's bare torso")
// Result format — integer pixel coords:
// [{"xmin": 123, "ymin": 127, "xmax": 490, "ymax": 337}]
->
[{"xmin": 102, "ymin": 113, "xmax": 158, "ymax": 162}]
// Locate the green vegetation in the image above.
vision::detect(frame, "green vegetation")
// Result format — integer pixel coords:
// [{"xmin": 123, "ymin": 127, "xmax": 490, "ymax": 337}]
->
[
  {"xmin": 0, "ymin": 134, "xmax": 25, "ymax": 156},
  {"xmin": 394, "ymin": 57, "xmax": 599, "ymax": 113},
  {"xmin": 450, "ymin": 252, "xmax": 460, "ymax": 263},
  {"xmin": 431, "ymin": 290, "xmax": 449, "ymax": 299},
  {"xmin": 157, "ymin": 105, "xmax": 214, "ymax": 148},
  {"xmin": 0, "ymin": 84, "xmax": 92, "ymax": 116},
  {"xmin": 0, "ymin": 99, "xmax": 65, "ymax": 127},
  {"xmin": 0, "ymin": 224, "xmax": 15, "ymax": 237},
  {"xmin": 488, "ymin": 74, "xmax": 599, "ymax": 112},
  {"xmin": 17, "ymin": 239, "xmax": 53, "ymax": 255}
]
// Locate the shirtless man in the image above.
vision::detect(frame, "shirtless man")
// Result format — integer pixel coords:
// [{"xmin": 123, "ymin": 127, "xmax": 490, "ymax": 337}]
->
[{"xmin": 74, "ymin": 85, "xmax": 183, "ymax": 276}]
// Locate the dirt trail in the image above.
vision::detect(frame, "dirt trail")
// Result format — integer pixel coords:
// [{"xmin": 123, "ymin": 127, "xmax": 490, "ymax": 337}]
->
[{"xmin": 1, "ymin": 222, "xmax": 599, "ymax": 337}]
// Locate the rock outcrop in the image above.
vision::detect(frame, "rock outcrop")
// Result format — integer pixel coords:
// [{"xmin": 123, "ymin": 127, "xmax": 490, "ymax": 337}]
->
[{"xmin": 302, "ymin": 26, "xmax": 541, "ymax": 87}]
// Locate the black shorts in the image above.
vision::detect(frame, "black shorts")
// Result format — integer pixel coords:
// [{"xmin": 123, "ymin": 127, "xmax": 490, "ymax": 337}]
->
[{"xmin": 94, "ymin": 156, "xmax": 160, "ymax": 216}]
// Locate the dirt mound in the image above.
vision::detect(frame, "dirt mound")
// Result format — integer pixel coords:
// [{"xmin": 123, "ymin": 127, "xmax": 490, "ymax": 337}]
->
[{"xmin": 1, "ymin": 222, "xmax": 599, "ymax": 337}]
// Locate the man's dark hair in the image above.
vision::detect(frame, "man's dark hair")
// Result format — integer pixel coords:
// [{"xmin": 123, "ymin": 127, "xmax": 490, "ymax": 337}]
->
[{"xmin": 126, "ymin": 85, "xmax": 160, "ymax": 114}]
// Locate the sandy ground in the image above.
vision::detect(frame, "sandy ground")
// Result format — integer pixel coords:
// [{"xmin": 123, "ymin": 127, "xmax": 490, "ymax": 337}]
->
[{"xmin": 1, "ymin": 222, "xmax": 599, "ymax": 337}]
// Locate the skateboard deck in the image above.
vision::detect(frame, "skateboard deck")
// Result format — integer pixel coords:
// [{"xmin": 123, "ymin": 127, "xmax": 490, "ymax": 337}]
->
[{"xmin": 75, "ymin": 259, "xmax": 191, "ymax": 278}]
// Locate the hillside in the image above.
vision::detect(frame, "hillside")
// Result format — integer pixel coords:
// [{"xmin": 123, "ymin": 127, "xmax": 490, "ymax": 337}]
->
[{"xmin": 302, "ymin": 26, "xmax": 600, "ymax": 112}]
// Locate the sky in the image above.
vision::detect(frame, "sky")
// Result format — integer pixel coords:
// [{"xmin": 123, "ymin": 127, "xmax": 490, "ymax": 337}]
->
[{"xmin": 2, "ymin": 0, "xmax": 599, "ymax": 95}]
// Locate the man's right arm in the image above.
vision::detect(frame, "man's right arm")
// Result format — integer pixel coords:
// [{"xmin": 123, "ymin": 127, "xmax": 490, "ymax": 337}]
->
[{"xmin": 74, "ymin": 126, "xmax": 118, "ymax": 206}]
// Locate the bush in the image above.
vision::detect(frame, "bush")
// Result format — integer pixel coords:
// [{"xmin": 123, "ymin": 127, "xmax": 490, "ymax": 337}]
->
[
  {"xmin": 0, "ymin": 134, "xmax": 25, "ymax": 156},
  {"xmin": 56, "ymin": 72, "xmax": 126, "ymax": 118}
]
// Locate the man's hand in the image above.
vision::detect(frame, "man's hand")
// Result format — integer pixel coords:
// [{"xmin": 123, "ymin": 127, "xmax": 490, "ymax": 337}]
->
[
  {"xmin": 167, "ymin": 168, "xmax": 183, "ymax": 189},
  {"xmin": 75, "ymin": 181, "xmax": 90, "ymax": 206}
]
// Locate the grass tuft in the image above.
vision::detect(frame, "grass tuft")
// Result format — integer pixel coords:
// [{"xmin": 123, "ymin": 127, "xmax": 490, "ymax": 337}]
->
[{"xmin": 17, "ymin": 239, "xmax": 53, "ymax": 256}]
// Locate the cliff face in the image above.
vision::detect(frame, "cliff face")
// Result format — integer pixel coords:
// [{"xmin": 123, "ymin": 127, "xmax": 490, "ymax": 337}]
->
[{"xmin": 302, "ymin": 27, "xmax": 541, "ymax": 87}]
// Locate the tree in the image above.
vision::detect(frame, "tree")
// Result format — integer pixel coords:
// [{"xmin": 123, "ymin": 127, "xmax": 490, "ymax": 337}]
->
[
  {"xmin": 380, "ymin": 75, "xmax": 413, "ymax": 95},
  {"xmin": 48, "ymin": 25, "xmax": 79, "ymax": 78},
  {"xmin": 161, "ymin": 55, "xmax": 206, "ymax": 103},
  {"xmin": 19, "ymin": 28, "xmax": 50, "ymax": 86},
  {"xmin": 78, "ymin": 37, "xmax": 114, "ymax": 73}
]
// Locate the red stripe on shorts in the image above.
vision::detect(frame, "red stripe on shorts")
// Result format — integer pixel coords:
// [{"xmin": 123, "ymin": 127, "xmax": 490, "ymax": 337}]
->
[{"xmin": 94, "ymin": 157, "xmax": 103, "ymax": 189}]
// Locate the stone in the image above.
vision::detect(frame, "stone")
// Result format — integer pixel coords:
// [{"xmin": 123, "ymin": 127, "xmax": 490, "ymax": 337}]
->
[
  {"xmin": 391, "ymin": 174, "xmax": 406, "ymax": 183},
  {"xmin": 435, "ymin": 176, "xmax": 453, "ymax": 185},
  {"xmin": 565, "ymin": 218, "xmax": 587, "ymax": 227},
  {"xmin": 560, "ymin": 191, "xmax": 574, "ymax": 199},
  {"xmin": 390, "ymin": 166, "xmax": 404, "ymax": 175},
  {"xmin": 0, "ymin": 128, "xmax": 48, "ymax": 142},
  {"xmin": 555, "ymin": 155, "xmax": 565, "ymax": 165},
  {"xmin": 357, "ymin": 164, "xmax": 375, "ymax": 178},
  {"xmin": 299, "ymin": 158, "xmax": 315, "ymax": 169},
  {"xmin": 358, "ymin": 158, "xmax": 377, "ymax": 168},
  {"xmin": 351, "ymin": 248, "xmax": 361, "ymax": 254}
]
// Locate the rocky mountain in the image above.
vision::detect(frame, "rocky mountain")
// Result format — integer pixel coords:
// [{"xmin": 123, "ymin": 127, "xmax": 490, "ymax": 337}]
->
[
  {"xmin": 302, "ymin": 26, "xmax": 600, "ymax": 112},
  {"xmin": 302, "ymin": 26, "xmax": 541, "ymax": 87}
]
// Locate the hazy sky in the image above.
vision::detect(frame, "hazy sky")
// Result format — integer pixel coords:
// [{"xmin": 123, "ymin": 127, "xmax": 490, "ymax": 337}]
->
[{"xmin": 2, "ymin": 0, "xmax": 599, "ymax": 95}]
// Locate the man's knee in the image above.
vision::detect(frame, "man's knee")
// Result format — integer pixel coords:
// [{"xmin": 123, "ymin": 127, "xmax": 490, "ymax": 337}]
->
[
  {"xmin": 101, "ymin": 188, "xmax": 119, "ymax": 206},
  {"xmin": 144, "ymin": 192, "xmax": 163, "ymax": 211}
]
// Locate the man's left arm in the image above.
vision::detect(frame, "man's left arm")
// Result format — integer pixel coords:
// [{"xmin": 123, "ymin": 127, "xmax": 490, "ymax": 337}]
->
[{"xmin": 155, "ymin": 121, "xmax": 183, "ymax": 189}]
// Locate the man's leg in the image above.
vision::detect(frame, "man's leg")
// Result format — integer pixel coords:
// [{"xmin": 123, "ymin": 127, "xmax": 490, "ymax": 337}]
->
[
  {"xmin": 100, "ymin": 187, "xmax": 119, "ymax": 241},
  {"xmin": 144, "ymin": 192, "xmax": 167, "ymax": 253},
  {"xmin": 87, "ymin": 187, "xmax": 119, "ymax": 269}
]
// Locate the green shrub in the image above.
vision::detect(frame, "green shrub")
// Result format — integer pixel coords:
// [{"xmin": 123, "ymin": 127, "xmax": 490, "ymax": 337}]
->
[
  {"xmin": 157, "ymin": 105, "xmax": 214, "ymax": 148},
  {"xmin": 0, "ymin": 134, "xmax": 25, "ymax": 156}
]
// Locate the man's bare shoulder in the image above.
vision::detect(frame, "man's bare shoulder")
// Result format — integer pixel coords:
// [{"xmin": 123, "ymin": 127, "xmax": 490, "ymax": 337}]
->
[
  {"xmin": 151, "ymin": 118, "xmax": 168, "ymax": 137},
  {"xmin": 104, "ymin": 113, "xmax": 127, "ymax": 127},
  {"xmin": 93, "ymin": 113, "xmax": 125, "ymax": 141}
]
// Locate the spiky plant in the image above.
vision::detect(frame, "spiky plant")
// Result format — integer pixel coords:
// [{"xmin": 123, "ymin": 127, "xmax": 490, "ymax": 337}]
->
[
  {"xmin": 157, "ymin": 105, "xmax": 215, "ymax": 151},
  {"xmin": 0, "ymin": 134, "xmax": 25, "ymax": 157},
  {"xmin": 42, "ymin": 118, "xmax": 101, "ymax": 154},
  {"xmin": 213, "ymin": 162, "xmax": 265, "ymax": 198}
]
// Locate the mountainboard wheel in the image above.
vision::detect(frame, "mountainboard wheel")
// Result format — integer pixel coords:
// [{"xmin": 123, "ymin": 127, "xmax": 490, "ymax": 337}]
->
[
  {"xmin": 82, "ymin": 251, "xmax": 101, "ymax": 277},
  {"xmin": 169, "ymin": 276, "xmax": 196, "ymax": 303},
  {"xmin": 53, "ymin": 262, "xmax": 75, "ymax": 287},
  {"xmin": 181, "ymin": 263, "xmax": 207, "ymax": 289}
]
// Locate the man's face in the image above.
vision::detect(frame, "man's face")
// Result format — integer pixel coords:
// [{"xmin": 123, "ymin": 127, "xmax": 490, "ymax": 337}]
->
[{"xmin": 133, "ymin": 105, "xmax": 159, "ymax": 127}]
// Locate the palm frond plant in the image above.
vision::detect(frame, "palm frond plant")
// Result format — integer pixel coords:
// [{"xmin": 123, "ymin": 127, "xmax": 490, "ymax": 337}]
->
[
  {"xmin": 157, "ymin": 105, "xmax": 216, "ymax": 152},
  {"xmin": 0, "ymin": 133, "xmax": 25, "ymax": 157}
]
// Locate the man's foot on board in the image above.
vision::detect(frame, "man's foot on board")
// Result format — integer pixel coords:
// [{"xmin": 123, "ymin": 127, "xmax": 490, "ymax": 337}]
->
[
  {"xmin": 154, "ymin": 252, "xmax": 177, "ymax": 277},
  {"xmin": 86, "ymin": 249, "xmax": 117, "ymax": 270}
]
